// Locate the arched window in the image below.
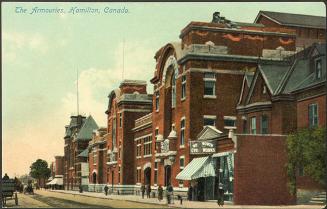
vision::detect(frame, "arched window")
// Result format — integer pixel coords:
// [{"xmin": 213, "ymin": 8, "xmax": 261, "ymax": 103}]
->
[{"xmin": 172, "ymin": 71, "xmax": 176, "ymax": 108}]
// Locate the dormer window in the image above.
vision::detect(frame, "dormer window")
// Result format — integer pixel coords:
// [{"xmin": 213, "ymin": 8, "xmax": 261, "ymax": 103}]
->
[{"xmin": 316, "ymin": 59, "xmax": 322, "ymax": 79}]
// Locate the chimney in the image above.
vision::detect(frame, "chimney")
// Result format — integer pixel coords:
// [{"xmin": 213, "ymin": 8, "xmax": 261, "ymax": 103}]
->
[{"xmin": 212, "ymin": 12, "xmax": 221, "ymax": 23}]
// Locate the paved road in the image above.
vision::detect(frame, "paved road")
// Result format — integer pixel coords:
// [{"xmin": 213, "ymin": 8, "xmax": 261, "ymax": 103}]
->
[{"xmin": 5, "ymin": 190, "xmax": 168, "ymax": 208}]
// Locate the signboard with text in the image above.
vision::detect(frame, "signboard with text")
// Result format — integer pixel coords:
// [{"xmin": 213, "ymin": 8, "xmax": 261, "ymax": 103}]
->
[{"xmin": 190, "ymin": 141, "xmax": 216, "ymax": 154}]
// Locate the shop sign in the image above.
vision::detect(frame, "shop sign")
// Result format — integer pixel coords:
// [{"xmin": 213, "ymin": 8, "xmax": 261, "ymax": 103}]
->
[{"xmin": 190, "ymin": 141, "xmax": 216, "ymax": 154}]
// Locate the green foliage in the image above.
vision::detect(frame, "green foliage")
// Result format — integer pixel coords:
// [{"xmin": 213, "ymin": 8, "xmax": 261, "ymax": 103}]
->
[
  {"xmin": 286, "ymin": 127, "xmax": 326, "ymax": 195},
  {"xmin": 29, "ymin": 159, "xmax": 51, "ymax": 181}
]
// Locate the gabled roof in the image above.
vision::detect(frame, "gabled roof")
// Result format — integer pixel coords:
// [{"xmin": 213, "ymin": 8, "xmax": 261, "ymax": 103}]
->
[
  {"xmin": 259, "ymin": 63, "xmax": 290, "ymax": 95},
  {"xmin": 279, "ymin": 43, "xmax": 326, "ymax": 94},
  {"xmin": 76, "ymin": 115, "xmax": 99, "ymax": 141},
  {"xmin": 255, "ymin": 10, "xmax": 326, "ymax": 29},
  {"xmin": 197, "ymin": 126, "xmax": 223, "ymax": 141},
  {"xmin": 245, "ymin": 62, "xmax": 289, "ymax": 104}
]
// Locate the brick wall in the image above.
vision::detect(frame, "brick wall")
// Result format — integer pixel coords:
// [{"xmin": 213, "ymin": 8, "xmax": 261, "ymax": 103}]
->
[{"xmin": 234, "ymin": 135, "xmax": 296, "ymax": 205}]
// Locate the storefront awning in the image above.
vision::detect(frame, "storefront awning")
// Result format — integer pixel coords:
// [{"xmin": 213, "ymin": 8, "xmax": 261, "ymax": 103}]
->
[
  {"xmin": 46, "ymin": 177, "xmax": 63, "ymax": 185},
  {"xmin": 212, "ymin": 151, "xmax": 234, "ymax": 158},
  {"xmin": 176, "ymin": 156, "xmax": 216, "ymax": 180}
]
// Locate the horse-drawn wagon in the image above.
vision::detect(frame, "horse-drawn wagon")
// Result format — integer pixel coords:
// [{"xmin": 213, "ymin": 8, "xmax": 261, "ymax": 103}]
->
[{"xmin": 2, "ymin": 179, "xmax": 18, "ymax": 207}]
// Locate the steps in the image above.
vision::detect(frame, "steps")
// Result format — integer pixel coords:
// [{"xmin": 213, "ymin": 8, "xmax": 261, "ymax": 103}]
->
[{"xmin": 309, "ymin": 192, "xmax": 326, "ymax": 205}]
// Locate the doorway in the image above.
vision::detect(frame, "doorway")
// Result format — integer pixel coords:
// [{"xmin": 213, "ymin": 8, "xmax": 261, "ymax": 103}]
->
[
  {"xmin": 164, "ymin": 165, "xmax": 171, "ymax": 186},
  {"xmin": 144, "ymin": 167, "xmax": 151, "ymax": 185},
  {"xmin": 92, "ymin": 172, "xmax": 97, "ymax": 184}
]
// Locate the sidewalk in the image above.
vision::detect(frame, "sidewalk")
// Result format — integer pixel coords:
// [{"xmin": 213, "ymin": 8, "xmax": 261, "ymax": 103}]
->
[{"xmin": 49, "ymin": 189, "xmax": 325, "ymax": 209}]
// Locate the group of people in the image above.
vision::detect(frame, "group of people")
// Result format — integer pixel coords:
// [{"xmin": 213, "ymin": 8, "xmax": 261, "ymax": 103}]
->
[{"xmin": 140, "ymin": 183, "xmax": 174, "ymax": 204}]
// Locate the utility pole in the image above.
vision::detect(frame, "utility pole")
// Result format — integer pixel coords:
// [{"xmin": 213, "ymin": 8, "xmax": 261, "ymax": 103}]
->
[{"xmin": 77, "ymin": 69, "xmax": 79, "ymax": 116}]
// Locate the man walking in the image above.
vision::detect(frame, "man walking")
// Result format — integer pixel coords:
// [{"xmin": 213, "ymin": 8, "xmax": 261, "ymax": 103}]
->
[
  {"xmin": 146, "ymin": 184, "xmax": 151, "ymax": 198},
  {"xmin": 104, "ymin": 185, "xmax": 109, "ymax": 196},
  {"xmin": 141, "ymin": 184, "xmax": 145, "ymax": 199}
]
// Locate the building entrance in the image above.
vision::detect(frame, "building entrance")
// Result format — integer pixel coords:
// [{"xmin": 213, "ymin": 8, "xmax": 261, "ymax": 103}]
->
[
  {"xmin": 164, "ymin": 165, "xmax": 171, "ymax": 186},
  {"xmin": 144, "ymin": 167, "xmax": 151, "ymax": 185},
  {"xmin": 92, "ymin": 172, "xmax": 97, "ymax": 184}
]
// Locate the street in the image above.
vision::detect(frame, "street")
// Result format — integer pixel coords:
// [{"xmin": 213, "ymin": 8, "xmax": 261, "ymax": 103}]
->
[{"xmin": 5, "ymin": 190, "xmax": 169, "ymax": 208}]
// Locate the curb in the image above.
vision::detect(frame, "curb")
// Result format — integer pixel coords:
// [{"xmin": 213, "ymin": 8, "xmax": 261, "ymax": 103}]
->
[{"xmin": 48, "ymin": 190, "xmax": 173, "ymax": 207}]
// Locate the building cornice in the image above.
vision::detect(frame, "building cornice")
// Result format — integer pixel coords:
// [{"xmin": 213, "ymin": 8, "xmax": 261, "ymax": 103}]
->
[{"xmin": 179, "ymin": 25, "xmax": 296, "ymax": 39}]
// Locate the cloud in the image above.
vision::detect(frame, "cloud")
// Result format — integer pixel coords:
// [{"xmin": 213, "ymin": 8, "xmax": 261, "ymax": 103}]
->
[
  {"xmin": 2, "ymin": 40, "xmax": 156, "ymax": 177},
  {"xmin": 2, "ymin": 32, "xmax": 48, "ymax": 63}
]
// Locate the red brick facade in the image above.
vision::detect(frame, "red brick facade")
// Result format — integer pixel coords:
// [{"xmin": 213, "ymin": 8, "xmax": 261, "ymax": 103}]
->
[
  {"xmin": 105, "ymin": 80, "xmax": 152, "ymax": 193},
  {"xmin": 255, "ymin": 12, "xmax": 326, "ymax": 49}
]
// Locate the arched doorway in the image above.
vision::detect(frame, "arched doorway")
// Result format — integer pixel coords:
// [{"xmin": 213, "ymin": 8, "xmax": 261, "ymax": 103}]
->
[
  {"xmin": 144, "ymin": 167, "xmax": 151, "ymax": 185},
  {"xmin": 164, "ymin": 165, "xmax": 171, "ymax": 186},
  {"xmin": 92, "ymin": 172, "xmax": 97, "ymax": 184}
]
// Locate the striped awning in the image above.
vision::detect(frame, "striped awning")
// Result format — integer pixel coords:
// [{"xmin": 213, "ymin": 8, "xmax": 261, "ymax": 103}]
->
[
  {"xmin": 176, "ymin": 156, "xmax": 216, "ymax": 180},
  {"xmin": 46, "ymin": 177, "xmax": 63, "ymax": 185}
]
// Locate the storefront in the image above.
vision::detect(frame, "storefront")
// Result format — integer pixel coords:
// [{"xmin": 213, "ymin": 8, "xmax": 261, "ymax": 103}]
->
[{"xmin": 176, "ymin": 126, "xmax": 235, "ymax": 202}]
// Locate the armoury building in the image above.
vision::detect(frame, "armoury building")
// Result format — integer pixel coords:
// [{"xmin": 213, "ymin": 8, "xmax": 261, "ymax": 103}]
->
[{"xmin": 60, "ymin": 11, "xmax": 326, "ymax": 205}]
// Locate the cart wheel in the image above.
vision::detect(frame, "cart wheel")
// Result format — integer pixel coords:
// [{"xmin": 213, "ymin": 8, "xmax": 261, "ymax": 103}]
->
[{"xmin": 15, "ymin": 193, "xmax": 18, "ymax": 205}]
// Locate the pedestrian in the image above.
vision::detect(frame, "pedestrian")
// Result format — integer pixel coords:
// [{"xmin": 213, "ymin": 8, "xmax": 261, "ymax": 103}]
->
[
  {"xmin": 104, "ymin": 185, "xmax": 109, "ymax": 196},
  {"xmin": 141, "ymin": 184, "xmax": 145, "ymax": 199},
  {"xmin": 166, "ymin": 183, "xmax": 174, "ymax": 204},
  {"xmin": 217, "ymin": 183, "xmax": 224, "ymax": 207},
  {"xmin": 187, "ymin": 185, "xmax": 193, "ymax": 201},
  {"xmin": 2, "ymin": 173, "xmax": 9, "ymax": 180},
  {"xmin": 158, "ymin": 185, "xmax": 163, "ymax": 201},
  {"xmin": 146, "ymin": 184, "xmax": 151, "ymax": 198}
]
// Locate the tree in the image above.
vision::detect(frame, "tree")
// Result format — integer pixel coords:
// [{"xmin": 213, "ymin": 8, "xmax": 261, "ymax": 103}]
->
[
  {"xmin": 286, "ymin": 127, "xmax": 326, "ymax": 195},
  {"xmin": 29, "ymin": 159, "xmax": 51, "ymax": 188}
]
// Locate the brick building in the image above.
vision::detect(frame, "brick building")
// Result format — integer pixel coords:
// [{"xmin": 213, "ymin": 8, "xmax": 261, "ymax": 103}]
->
[
  {"xmin": 47, "ymin": 156, "xmax": 65, "ymax": 189},
  {"xmin": 234, "ymin": 43, "xmax": 326, "ymax": 205},
  {"xmin": 255, "ymin": 11, "xmax": 326, "ymax": 49},
  {"xmin": 105, "ymin": 80, "xmax": 152, "ymax": 194},
  {"xmin": 111, "ymin": 11, "xmax": 300, "ymax": 201},
  {"xmin": 63, "ymin": 115, "xmax": 98, "ymax": 190},
  {"xmin": 87, "ymin": 127, "xmax": 108, "ymax": 192}
]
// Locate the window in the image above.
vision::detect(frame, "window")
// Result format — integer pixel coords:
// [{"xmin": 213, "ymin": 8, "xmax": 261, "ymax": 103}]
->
[
  {"xmin": 136, "ymin": 140, "xmax": 142, "ymax": 157},
  {"xmin": 143, "ymin": 136, "xmax": 152, "ymax": 156},
  {"xmin": 180, "ymin": 118, "xmax": 185, "ymax": 146},
  {"xmin": 118, "ymin": 166, "xmax": 121, "ymax": 184},
  {"xmin": 136, "ymin": 168, "xmax": 141, "ymax": 183},
  {"xmin": 261, "ymin": 115, "xmax": 268, "ymax": 134},
  {"xmin": 154, "ymin": 162, "xmax": 158, "ymax": 185},
  {"xmin": 251, "ymin": 117, "xmax": 256, "ymax": 134},
  {"xmin": 172, "ymin": 73, "xmax": 176, "ymax": 108},
  {"xmin": 155, "ymin": 91, "xmax": 160, "ymax": 111},
  {"xmin": 204, "ymin": 73, "xmax": 216, "ymax": 96},
  {"xmin": 118, "ymin": 146, "xmax": 121, "ymax": 159},
  {"xmin": 224, "ymin": 116, "xmax": 236, "ymax": 128},
  {"xmin": 93, "ymin": 152, "xmax": 97, "ymax": 165},
  {"xmin": 179, "ymin": 156, "xmax": 185, "ymax": 186},
  {"xmin": 316, "ymin": 59, "xmax": 322, "ymax": 79},
  {"xmin": 204, "ymin": 117, "xmax": 216, "ymax": 127},
  {"xmin": 155, "ymin": 128, "xmax": 159, "ymax": 150},
  {"xmin": 179, "ymin": 157, "xmax": 185, "ymax": 170},
  {"xmin": 309, "ymin": 104, "xmax": 318, "ymax": 128},
  {"xmin": 112, "ymin": 118, "xmax": 116, "ymax": 148},
  {"xmin": 243, "ymin": 119, "xmax": 247, "ymax": 134},
  {"xmin": 263, "ymin": 85, "xmax": 267, "ymax": 94},
  {"xmin": 181, "ymin": 75, "xmax": 186, "ymax": 99},
  {"xmin": 119, "ymin": 113, "xmax": 122, "ymax": 127}
]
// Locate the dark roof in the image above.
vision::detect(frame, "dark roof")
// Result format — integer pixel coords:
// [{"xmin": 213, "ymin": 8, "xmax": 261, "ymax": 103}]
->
[
  {"xmin": 259, "ymin": 63, "xmax": 290, "ymax": 95},
  {"xmin": 282, "ymin": 44, "xmax": 326, "ymax": 93},
  {"xmin": 64, "ymin": 115, "xmax": 86, "ymax": 138},
  {"xmin": 76, "ymin": 115, "xmax": 99, "ymax": 141},
  {"xmin": 77, "ymin": 149, "xmax": 89, "ymax": 158},
  {"xmin": 256, "ymin": 11, "xmax": 326, "ymax": 29}
]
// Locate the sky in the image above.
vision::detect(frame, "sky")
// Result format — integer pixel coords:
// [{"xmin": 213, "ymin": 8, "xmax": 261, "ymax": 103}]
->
[{"xmin": 2, "ymin": 2, "xmax": 326, "ymax": 177}]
